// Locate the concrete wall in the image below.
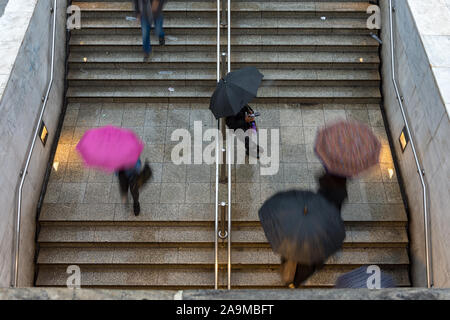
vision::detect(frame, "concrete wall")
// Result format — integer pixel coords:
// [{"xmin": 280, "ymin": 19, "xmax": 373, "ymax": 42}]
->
[
  {"xmin": 380, "ymin": 0, "xmax": 450, "ymax": 287},
  {"xmin": 0, "ymin": 0, "xmax": 67, "ymax": 287}
]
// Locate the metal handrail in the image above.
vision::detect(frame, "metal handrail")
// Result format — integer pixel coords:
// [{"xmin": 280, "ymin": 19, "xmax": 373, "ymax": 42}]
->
[
  {"xmin": 388, "ymin": 0, "xmax": 432, "ymax": 288},
  {"xmin": 214, "ymin": 0, "xmax": 220, "ymax": 290},
  {"xmin": 226, "ymin": 0, "xmax": 231, "ymax": 291},
  {"xmin": 214, "ymin": 0, "xmax": 232, "ymax": 290},
  {"xmin": 11, "ymin": 0, "xmax": 57, "ymax": 287}
]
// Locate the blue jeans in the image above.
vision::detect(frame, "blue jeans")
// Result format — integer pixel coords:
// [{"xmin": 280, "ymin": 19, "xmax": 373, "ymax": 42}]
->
[{"xmin": 141, "ymin": 14, "xmax": 165, "ymax": 54}]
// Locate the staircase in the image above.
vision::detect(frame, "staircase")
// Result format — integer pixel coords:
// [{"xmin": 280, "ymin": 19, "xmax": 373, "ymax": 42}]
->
[{"xmin": 35, "ymin": 0, "xmax": 410, "ymax": 289}]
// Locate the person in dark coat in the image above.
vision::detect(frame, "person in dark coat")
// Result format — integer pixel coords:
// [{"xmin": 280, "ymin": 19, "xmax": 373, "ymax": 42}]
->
[
  {"xmin": 133, "ymin": 0, "xmax": 166, "ymax": 60},
  {"xmin": 225, "ymin": 104, "xmax": 261, "ymax": 158},
  {"xmin": 117, "ymin": 159, "xmax": 152, "ymax": 216},
  {"xmin": 317, "ymin": 172, "xmax": 348, "ymax": 211},
  {"xmin": 280, "ymin": 172, "xmax": 348, "ymax": 288}
]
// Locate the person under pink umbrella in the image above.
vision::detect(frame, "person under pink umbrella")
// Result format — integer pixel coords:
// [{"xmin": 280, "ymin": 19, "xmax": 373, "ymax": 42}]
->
[{"xmin": 76, "ymin": 125, "xmax": 152, "ymax": 216}]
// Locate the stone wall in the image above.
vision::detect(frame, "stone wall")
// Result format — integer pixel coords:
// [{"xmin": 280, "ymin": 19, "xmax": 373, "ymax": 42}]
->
[
  {"xmin": 380, "ymin": 0, "xmax": 450, "ymax": 287},
  {"xmin": 0, "ymin": 0, "xmax": 67, "ymax": 287}
]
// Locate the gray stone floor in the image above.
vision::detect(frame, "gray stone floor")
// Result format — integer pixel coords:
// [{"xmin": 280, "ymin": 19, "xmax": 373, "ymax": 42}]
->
[{"xmin": 44, "ymin": 101, "xmax": 403, "ymax": 221}]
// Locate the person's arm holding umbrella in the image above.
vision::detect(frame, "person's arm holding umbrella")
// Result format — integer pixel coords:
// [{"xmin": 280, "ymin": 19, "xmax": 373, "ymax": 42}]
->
[{"xmin": 226, "ymin": 110, "xmax": 252, "ymax": 131}]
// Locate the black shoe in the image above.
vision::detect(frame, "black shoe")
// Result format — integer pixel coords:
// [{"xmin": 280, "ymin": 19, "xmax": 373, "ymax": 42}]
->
[
  {"xmin": 133, "ymin": 202, "xmax": 141, "ymax": 216},
  {"xmin": 159, "ymin": 37, "xmax": 165, "ymax": 45}
]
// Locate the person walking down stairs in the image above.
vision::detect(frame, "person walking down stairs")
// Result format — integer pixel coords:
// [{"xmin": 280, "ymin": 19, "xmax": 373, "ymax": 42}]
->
[
  {"xmin": 117, "ymin": 159, "xmax": 153, "ymax": 216},
  {"xmin": 133, "ymin": 0, "xmax": 166, "ymax": 60}
]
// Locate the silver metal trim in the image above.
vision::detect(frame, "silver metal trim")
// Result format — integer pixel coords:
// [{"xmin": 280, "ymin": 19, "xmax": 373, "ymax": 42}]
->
[
  {"xmin": 226, "ymin": 0, "xmax": 231, "ymax": 291},
  {"xmin": 214, "ymin": 0, "xmax": 220, "ymax": 290},
  {"xmin": 11, "ymin": 0, "xmax": 57, "ymax": 288},
  {"xmin": 389, "ymin": 0, "xmax": 432, "ymax": 288}
]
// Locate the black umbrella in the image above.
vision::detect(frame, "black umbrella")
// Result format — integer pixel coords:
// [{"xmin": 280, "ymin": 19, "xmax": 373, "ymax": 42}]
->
[
  {"xmin": 209, "ymin": 67, "xmax": 264, "ymax": 119},
  {"xmin": 335, "ymin": 266, "xmax": 396, "ymax": 288},
  {"xmin": 258, "ymin": 190, "xmax": 346, "ymax": 265}
]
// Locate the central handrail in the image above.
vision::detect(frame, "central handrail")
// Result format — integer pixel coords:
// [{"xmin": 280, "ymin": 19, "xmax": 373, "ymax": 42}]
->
[
  {"xmin": 214, "ymin": 0, "xmax": 232, "ymax": 290},
  {"xmin": 388, "ymin": 0, "xmax": 432, "ymax": 288},
  {"xmin": 226, "ymin": 0, "xmax": 232, "ymax": 291},
  {"xmin": 214, "ymin": 0, "xmax": 220, "ymax": 290},
  {"xmin": 11, "ymin": 0, "xmax": 57, "ymax": 288}
]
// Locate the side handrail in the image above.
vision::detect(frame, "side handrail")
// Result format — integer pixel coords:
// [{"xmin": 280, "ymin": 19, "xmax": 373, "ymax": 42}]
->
[
  {"xmin": 214, "ymin": 0, "xmax": 220, "ymax": 290},
  {"xmin": 226, "ymin": 0, "xmax": 231, "ymax": 291},
  {"xmin": 11, "ymin": 0, "xmax": 58, "ymax": 287},
  {"xmin": 388, "ymin": 0, "xmax": 432, "ymax": 288}
]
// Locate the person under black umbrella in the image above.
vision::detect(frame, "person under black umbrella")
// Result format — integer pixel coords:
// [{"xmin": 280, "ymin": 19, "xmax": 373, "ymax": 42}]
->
[
  {"xmin": 258, "ymin": 190, "xmax": 346, "ymax": 288},
  {"xmin": 209, "ymin": 67, "xmax": 264, "ymax": 119},
  {"xmin": 225, "ymin": 104, "xmax": 261, "ymax": 158},
  {"xmin": 279, "ymin": 173, "xmax": 348, "ymax": 287}
]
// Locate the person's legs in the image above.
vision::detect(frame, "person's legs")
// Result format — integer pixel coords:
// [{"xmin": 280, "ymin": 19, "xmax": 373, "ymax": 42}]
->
[
  {"xmin": 280, "ymin": 257, "xmax": 297, "ymax": 287},
  {"xmin": 154, "ymin": 14, "xmax": 165, "ymax": 44},
  {"xmin": 129, "ymin": 176, "xmax": 140, "ymax": 216},
  {"xmin": 293, "ymin": 263, "xmax": 324, "ymax": 287},
  {"xmin": 140, "ymin": 15, "xmax": 151, "ymax": 56},
  {"xmin": 118, "ymin": 171, "xmax": 129, "ymax": 203},
  {"xmin": 245, "ymin": 135, "xmax": 261, "ymax": 159}
]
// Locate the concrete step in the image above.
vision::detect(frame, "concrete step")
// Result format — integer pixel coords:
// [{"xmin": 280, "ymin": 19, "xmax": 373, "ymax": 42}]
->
[
  {"xmin": 68, "ymin": 51, "xmax": 380, "ymax": 69},
  {"xmin": 66, "ymin": 86, "xmax": 381, "ymax": 103},
  {"xmin": 39, "ymin": 203, "xmax": 408, "ymax": 224},
  {"xmin": 69, "ymin": 34, "xmax": 379, "ymax": 51},
  {"xmin": 74, "ymin": 17, "xmax": 375, "ymax": 36},
  {"xmin": 35, "ymin": 265, "xmax": 410, "ymax": 288},
  {"xmin": 37, "ymin": 224, "xmax": 409, "ymax": 247},
  {"xmin": 37, "ymin": 246, "xmax": 409, "ymax": 266},
  {"xmin": 67, "ymin": 68, "xmax": 380, "ymax": 87},
  {"xmin": 73, "ymin": 1, "xmax": 375, "ymax": 17}
]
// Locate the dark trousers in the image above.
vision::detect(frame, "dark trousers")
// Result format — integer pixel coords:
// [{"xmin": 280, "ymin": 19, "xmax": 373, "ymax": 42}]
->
[
  {"xmin": 141, "ymin": 14, "xmax": 165, "ymax": 54},
  {"xmin": 118, "ymin": 171, "xmax": 139, "ymax": 205}
]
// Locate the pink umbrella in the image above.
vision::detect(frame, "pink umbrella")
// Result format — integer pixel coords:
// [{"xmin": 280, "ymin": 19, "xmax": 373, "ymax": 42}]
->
[
  {"xmin": 314, "ymin": 121, "xmax": 381, "ymax": 177},
  {"xmin": 76, "ymin": 125, "xmax": 144, "ymax": 172}
]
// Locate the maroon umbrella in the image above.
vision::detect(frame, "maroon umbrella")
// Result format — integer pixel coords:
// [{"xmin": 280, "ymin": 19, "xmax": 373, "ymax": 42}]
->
[{"xmin": 314, "ymin": 121, "xmax": 381, "ymax": 177}]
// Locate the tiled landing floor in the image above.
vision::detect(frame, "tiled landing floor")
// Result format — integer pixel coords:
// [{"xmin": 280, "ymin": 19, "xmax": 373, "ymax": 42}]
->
[{"xmin": 42, "ymin": 102, "xmax": 405, "ymax": 222}]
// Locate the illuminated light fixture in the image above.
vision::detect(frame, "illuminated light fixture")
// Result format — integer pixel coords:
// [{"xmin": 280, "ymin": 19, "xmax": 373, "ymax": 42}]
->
[
  {"xmin": 53, "ymin": 161, "xmax": 59, "ymax": 171},
  {"xmin": 39, "ymin": 121, "xmax": 48, "ymax": 146},
  {"xmin": 83, "ymin": 57, "xmax": 87, "ymax": 62},
  {"xmin": 359, "ymin": 57, "xmax": 364, "ymax": 63},
  {"xmin": 399, "ymin": 126, "xmax": 409, "ymax": 152},
  {"xmin": 388, "ymin": 168, "xmax": 394, "ymax": 179}
]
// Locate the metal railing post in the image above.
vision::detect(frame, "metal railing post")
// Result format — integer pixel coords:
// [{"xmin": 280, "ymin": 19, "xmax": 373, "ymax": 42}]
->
[
  {"xmin": 388, "ymin": 0, "xmax": 432, "ymax": 288},
  {"xmin": 11, "ymin": 0, "xmax": 58, "ymax": 288}
]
